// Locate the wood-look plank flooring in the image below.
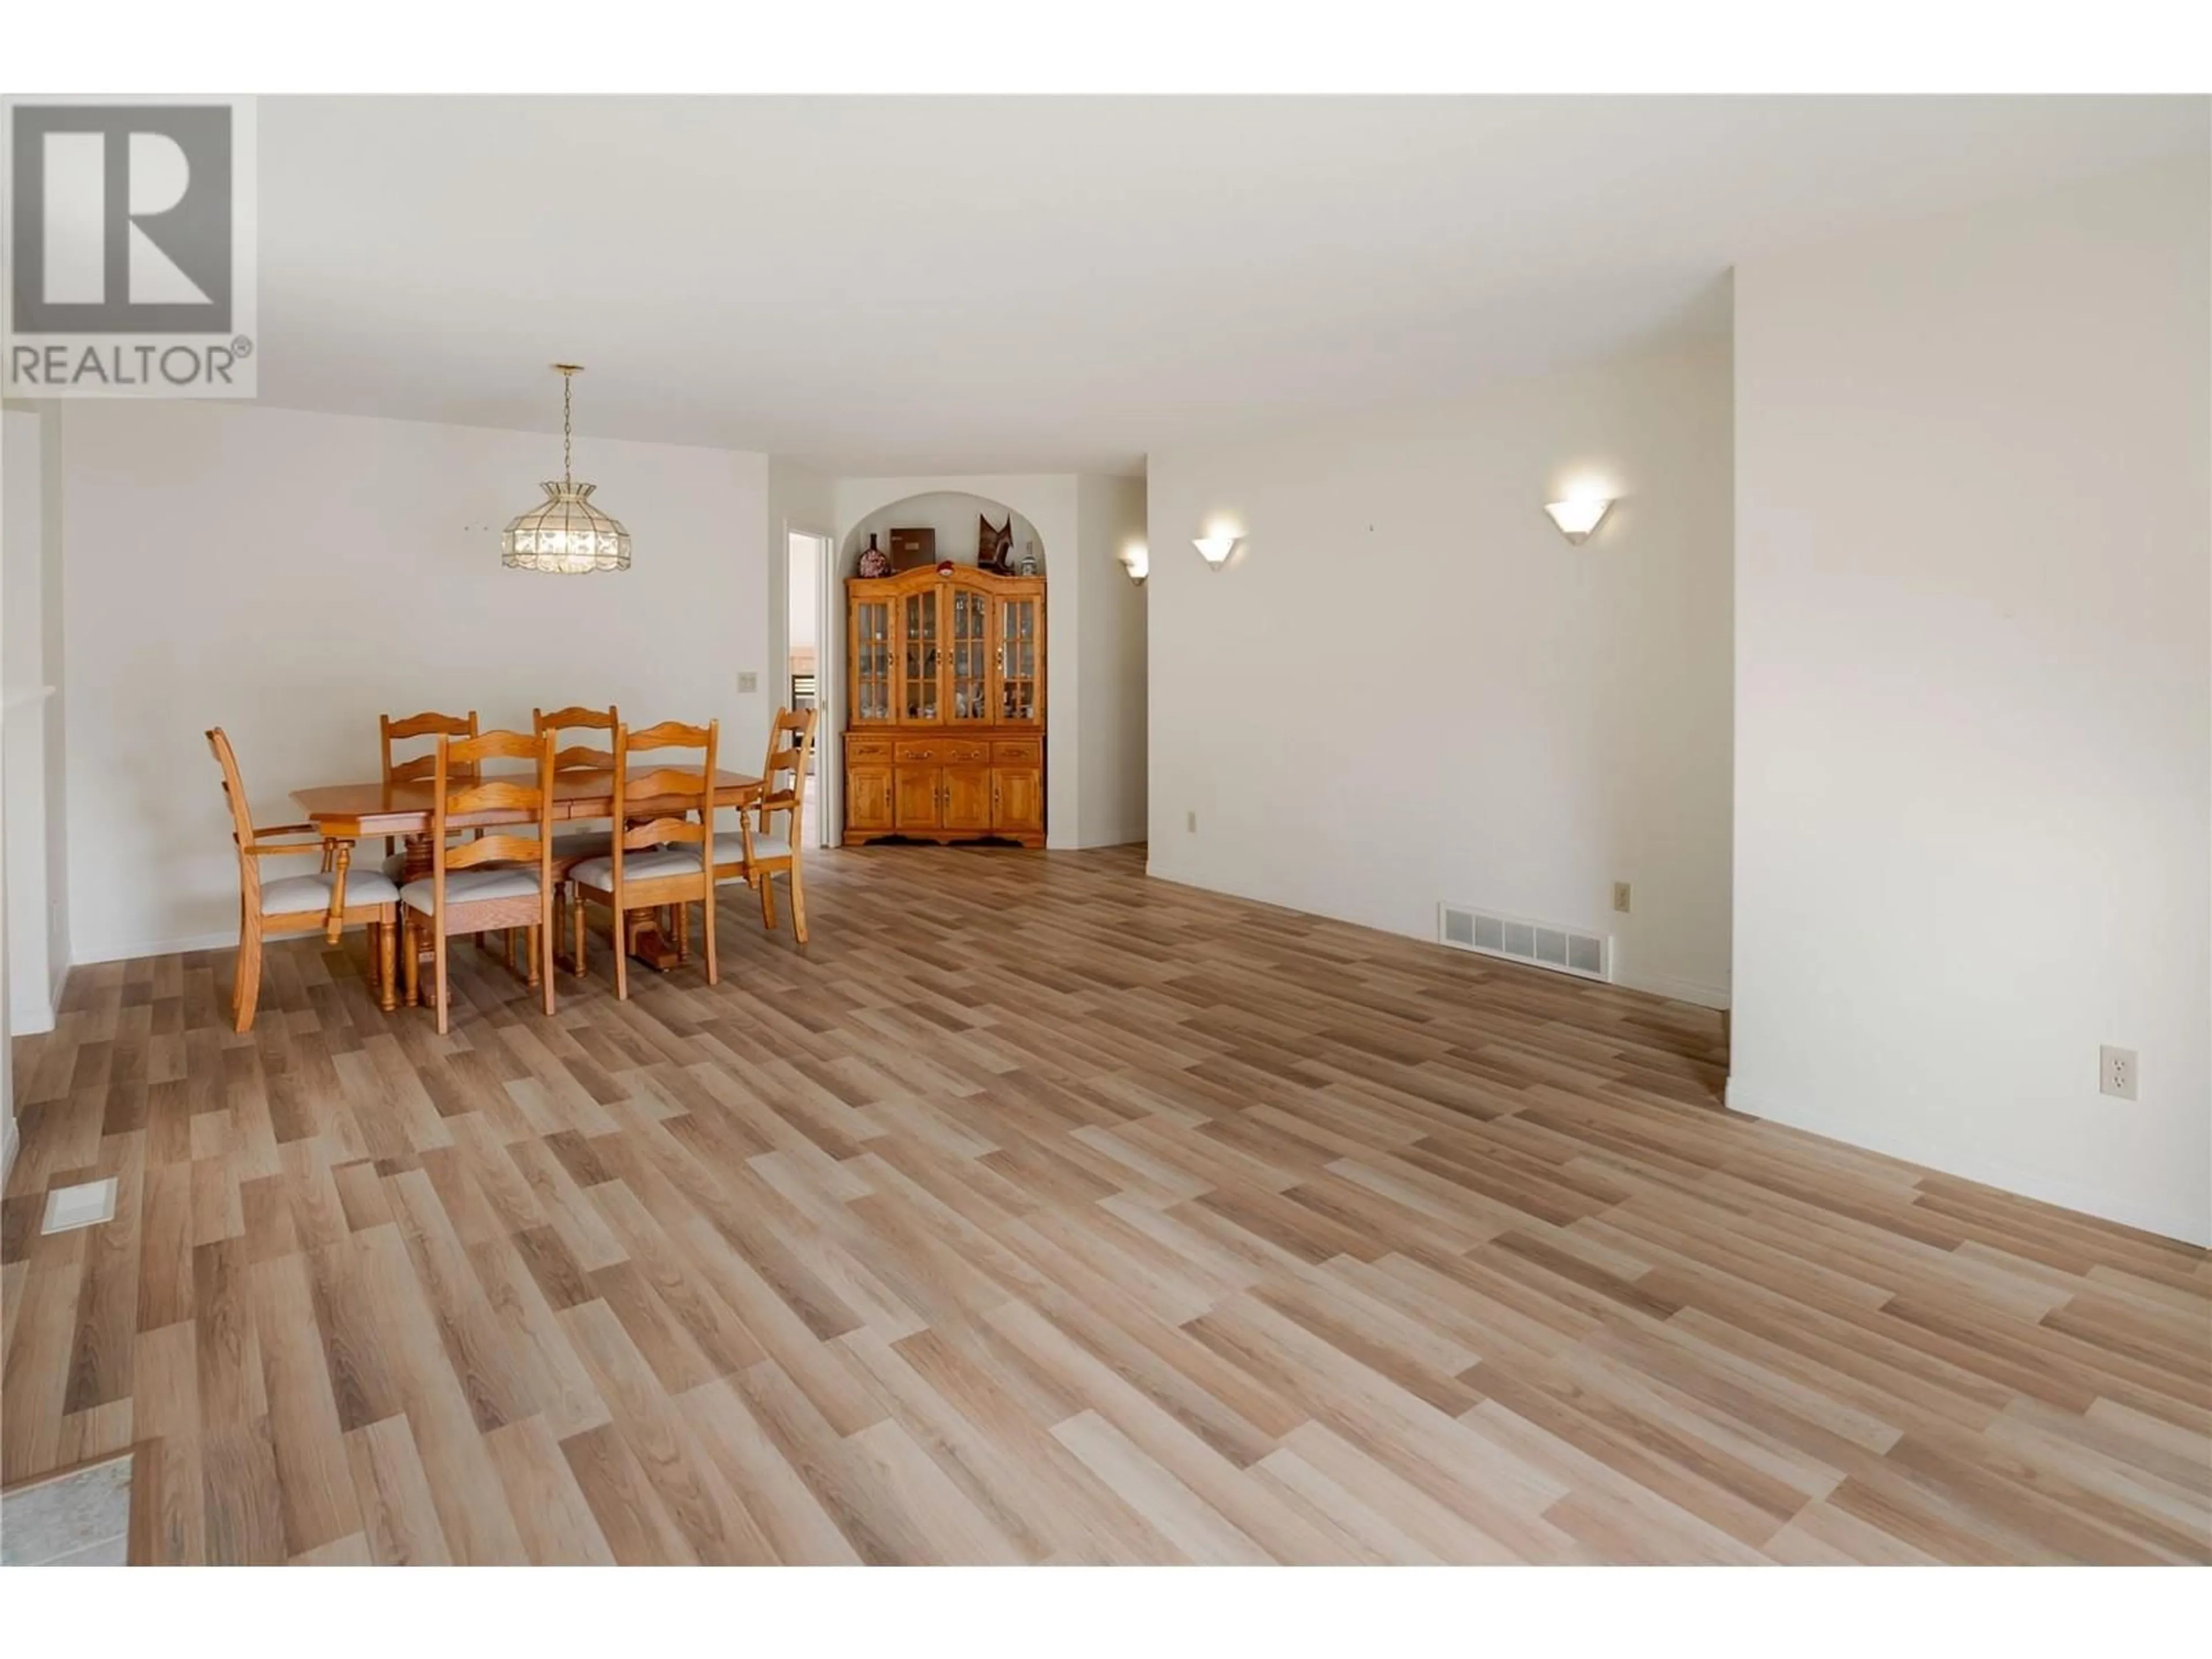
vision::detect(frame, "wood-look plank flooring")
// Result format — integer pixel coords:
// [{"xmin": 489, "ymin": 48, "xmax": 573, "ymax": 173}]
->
[{"xmin": 5, "ymin": 845, "xmax": 2207, "ymax": 1564}]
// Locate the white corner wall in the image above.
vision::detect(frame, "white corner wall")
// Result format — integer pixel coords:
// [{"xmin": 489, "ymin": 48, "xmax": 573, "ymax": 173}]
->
[
  {"xmin": 1147, "ymin": 340, "xmax": 1734, "ymax": 1005},
  {"xmin": 57, "ymin": 400, "xmax": 770, "ymax": 961},
  {"xmin": 3, "ymin": 407, "xmax": 47, "ymax": 1037},
  {"xmin": 1074, "ymin": 474, "xmax": 1148, "ymax": 847},
  {"xmin": 2, "ymin": 406, "xmax": 66, "ymax": 1038},
  {"xmin": 1732, "ymin": 157, "xmax": 2211, "ymax": 1245},
  {"xmin": 767, "ymin": 453, "xmax": 836, "ymax": 717}
]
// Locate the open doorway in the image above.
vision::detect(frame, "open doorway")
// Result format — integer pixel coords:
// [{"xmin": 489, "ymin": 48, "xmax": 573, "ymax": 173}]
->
[{"xmin": 786, "ymin": 529, "xmax": 834, "ymax": 848}]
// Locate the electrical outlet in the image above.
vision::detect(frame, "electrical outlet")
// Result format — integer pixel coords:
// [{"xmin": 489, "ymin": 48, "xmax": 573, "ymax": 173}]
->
[
  {"xmin": 1186, "ymin": 810, "xmax": 1198, "ymax": 834},
  {"xmin": 737, "ymin": 671, "xmax": 758, "ymax": 694},
  {"xmin": 1612, "ymin": 882, "xmax": 1631, "ymax": 914},
  {"xmin": 2099, "ymin": 1046, "xmax": 2138, "ymax": 1101}
]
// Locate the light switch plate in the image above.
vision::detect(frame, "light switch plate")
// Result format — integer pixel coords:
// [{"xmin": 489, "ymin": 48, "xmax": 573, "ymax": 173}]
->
[
  {"xmin": 737, "ymin": 671, "xmax": 759, "ymax": 694},
  {"xmin": 41, "ymin": 1177, "xmax": 118, "ymax": 1234}
]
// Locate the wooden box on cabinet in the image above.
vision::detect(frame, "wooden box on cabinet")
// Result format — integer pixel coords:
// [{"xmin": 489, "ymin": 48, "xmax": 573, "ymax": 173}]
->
[
  {"xmin": 888, "ymin": 527, "xmax": 935, "ymax": 570},
  {"xmin": 843, "ymin": 565, "xmax": 1046, "ymax": 849}
]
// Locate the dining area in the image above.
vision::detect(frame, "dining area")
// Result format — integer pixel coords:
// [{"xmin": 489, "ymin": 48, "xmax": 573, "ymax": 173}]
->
[{"xmin": 208, "ymin": 702, "xmax": 821, "ymax": 1035}]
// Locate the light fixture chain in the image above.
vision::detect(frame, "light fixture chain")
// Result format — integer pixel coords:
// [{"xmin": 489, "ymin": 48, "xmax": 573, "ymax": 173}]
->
[{"xmin": 562, "ymin": 371, "xmax": 573, "ymax": 484}]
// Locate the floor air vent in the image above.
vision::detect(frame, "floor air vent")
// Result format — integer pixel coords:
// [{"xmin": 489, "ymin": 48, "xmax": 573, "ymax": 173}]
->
[{"xmin": 1438, "ymin": 903, "xmax": 1610, "ymax": 983}]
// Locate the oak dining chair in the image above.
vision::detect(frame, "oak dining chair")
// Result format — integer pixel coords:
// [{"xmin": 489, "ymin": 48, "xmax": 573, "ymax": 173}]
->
[
  {"xmin": 713, "ymin": 704, "xmax": 819, "ymax": 945},
  {"xmin": 207, "ymin": 726, "xmax": 399, "ymax": 1032},
  {"xmin": 378, "ymin": 709, "xmax": 478, "ymax": 878},
  {"xmin": 399, "ymin": 728, "xmax": 556, "ymax": 1034},
  {"xmin": 533, "ymin": 703, "xmax": 620, "ymax": 875},
  {"xmin": 566, "ymin": 719, "xmax": 719, "ymax": 1001}
]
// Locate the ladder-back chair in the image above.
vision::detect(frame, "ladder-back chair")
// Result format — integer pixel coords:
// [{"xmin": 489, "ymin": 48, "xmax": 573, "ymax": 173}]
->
[
  {"xmin": 398, "ymin": 728, "xmax": 556, "ymax": 1034},
  {"xmin": 713, "ymin": 704, "xmax": 819, "ymax": 944},
  {"xmin": 567, "ymin": 719, "xmax": 719, "ymax": 1001},
  {"xmin": 207, "ymin": 727, "xmax": 398, "ymax": 1031}
]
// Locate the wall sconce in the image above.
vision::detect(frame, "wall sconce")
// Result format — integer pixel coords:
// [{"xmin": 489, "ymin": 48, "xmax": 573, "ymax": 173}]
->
[
  {"xmin": 1544, "ymin": 495, "xmax": 1613, "ymax": 545},
  {"xmin": 1120, "ymin": 541, "xmax": 1149, "ymax": 586},
  {"xmin": 1192, "ymin": 534, "xmax": 1240, "ymax": 570}
]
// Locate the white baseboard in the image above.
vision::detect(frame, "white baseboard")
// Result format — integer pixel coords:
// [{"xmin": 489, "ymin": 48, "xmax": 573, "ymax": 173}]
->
[
  {"xmin": 5, "ymin": 953, "xmax": 68, "ymax": 1036},
  {"xmin": 1144, "ymin": 862, "xmax": 1733, "ymax": 1012},
  {"xmin": 1726, "ymin": 1077, "xmax": 2211, "ymax": 1248},
  {"xmin": 1070, "ymin": 830, "xmax": 1149, "ymax": 851},
  {"xmin": 73, "ymin": 930, "xmax": 236, "ymax": 965},
  {"xmin": 1613, "ymin": 968, "xmax": 1730, "ymax": 1011}
]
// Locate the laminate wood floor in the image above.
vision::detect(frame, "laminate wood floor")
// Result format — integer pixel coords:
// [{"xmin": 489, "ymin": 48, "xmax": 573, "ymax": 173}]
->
[{"xmin": 5, "ymin": 846, "xmax": 2207, "ymax": 1564}]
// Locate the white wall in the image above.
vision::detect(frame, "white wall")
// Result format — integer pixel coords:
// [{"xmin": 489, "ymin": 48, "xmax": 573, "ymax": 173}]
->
[
  {"xmin": 1, "ymin": 400, "xmax": 67, "ymax": 1177},
  {"xmin": 37, "ymin": 406, "xmax": 68, "ymax": 1006},
  {"xmin": 1, "ymin": 408, "xmax": 22, "ymax": 1169},
  {"xmin": 787, "ymin": 535, "xmax": 820, "ymax": 653},
  {"xmin": 1732, "ymin": 157, "xmax": 2210, "ymax": 1246},
  {"xmin": 1146, "ymin": 341, "xmax": 1734, "ymax": 1005},
  {"xmin": 1074, "ymin": 474, "xmax": 1148, "ymax": 847},
  {"xmin": 4, "ymin": 409, "xmax": 47, "ymax": 1035},
  {"xmin": 2, "ymin": 406, "xmax": 66, "ymax": 1040},
  {"xmin": 841, "ymin": 492, "xmax": 1048, "ymax": 574},
  {"xmin": 56, "ymin": 400, "xmax": 771, "ymax": 961},
  {"xmin": 768, "ymin": 456, "xmax": 835, "ymax": 679}
]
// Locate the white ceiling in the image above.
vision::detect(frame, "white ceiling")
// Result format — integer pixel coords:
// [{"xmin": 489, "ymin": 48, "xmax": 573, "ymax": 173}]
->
[{"xmin": 256, "ymin": 96, "xmax": 2207, "ymax": 474}]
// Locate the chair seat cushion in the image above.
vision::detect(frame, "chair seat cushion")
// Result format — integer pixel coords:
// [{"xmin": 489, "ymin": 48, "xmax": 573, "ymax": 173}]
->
[
  {"xmin": 263, "ymin": 869, "xmax": 400, "ymax": 916},
  {"xmin": 569, "ymin": 847, "xmax": 705, "ymax": 888},
  {"xmin": 712, "ymin": 831, "xmax": 792, "ymax": 866},
  {"xmin": 399, "ymin": 867, "xmax": 545, "ymax": 914}
]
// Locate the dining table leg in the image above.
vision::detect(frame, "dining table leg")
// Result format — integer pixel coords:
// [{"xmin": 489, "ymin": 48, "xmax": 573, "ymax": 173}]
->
[
  {"xmin": 401, "ymin": 833, "xmax": 439, "ymax": 1005},
  {"xmin": 626, "ymin": 908, "xmax": 685, "ymax": 973}
]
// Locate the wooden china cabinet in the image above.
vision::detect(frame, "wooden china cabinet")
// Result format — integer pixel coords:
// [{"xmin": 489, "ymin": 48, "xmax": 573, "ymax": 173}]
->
[{"xmin": 843, "ymin": 565, "xmax": 1046, "ymax": 847}]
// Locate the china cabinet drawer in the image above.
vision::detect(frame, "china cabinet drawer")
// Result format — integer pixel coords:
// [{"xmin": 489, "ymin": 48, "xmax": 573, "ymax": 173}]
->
[
  {"xmin": 992, "ymin": 739, "xmax": 1041, "ymax": 764},
  {"xmin": 893, "ymin": 738, "xmax": 988, "ymax": 764},
  {"xmin": 845, "ymin": 736, "xmax": 893, "ymax": 763}
]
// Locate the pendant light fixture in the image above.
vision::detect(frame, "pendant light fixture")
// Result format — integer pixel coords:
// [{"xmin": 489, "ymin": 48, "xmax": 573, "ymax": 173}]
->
[{"xmin": 500, "ymin": 363, "xmax": 632, "ymax": 574}]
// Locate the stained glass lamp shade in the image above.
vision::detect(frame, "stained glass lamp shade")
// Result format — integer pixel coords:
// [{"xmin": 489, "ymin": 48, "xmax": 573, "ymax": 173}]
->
[{"xmin": 501, "ymin": 365, "xmax": 632, "ymax": 574}]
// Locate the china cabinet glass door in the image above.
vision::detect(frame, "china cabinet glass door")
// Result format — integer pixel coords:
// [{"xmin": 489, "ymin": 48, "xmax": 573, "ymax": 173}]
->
[
  {"xmin": 949, "ymin": 587, "xmax": 991, "ymax": 724},
  {"xmin": 851, "ymin": 596, "xmax": 892, "ymax": 724},
  {"xmin": 993, "ymin": 596, "xmax": 1041, "ymax": 724},
  {"xmin": 902, "ymin": 590, "xmax": 940, "ymax": 722}
]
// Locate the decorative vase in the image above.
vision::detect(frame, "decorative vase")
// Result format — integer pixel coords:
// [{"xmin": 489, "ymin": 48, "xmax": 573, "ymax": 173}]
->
[
  {"xmin": 857, "ymin": 533, "xmax": 892, "ymax": 579},
  {"xmin": 1017, "ymin": 541, "xmax": 1039, "ymax": 577}
]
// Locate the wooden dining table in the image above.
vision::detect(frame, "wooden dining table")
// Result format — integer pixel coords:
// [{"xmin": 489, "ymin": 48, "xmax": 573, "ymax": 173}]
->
[{"xmin": 293, "ymin": 765, "xmax": 762, "ymax": 995}]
